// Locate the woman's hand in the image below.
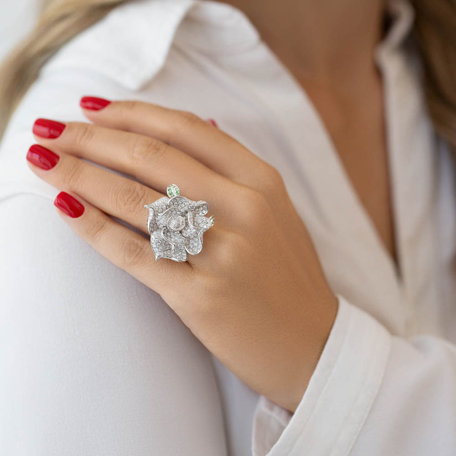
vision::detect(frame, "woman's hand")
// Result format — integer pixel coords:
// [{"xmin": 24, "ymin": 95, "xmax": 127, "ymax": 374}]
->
[{"xmin": 26, "ymin": 97, "xmax": 338, "ymax": 412}]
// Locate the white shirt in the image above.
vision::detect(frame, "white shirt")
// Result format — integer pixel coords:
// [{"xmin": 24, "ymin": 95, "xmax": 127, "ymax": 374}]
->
[{"xmin": 1, "ymin": 0, "xmax": 456, "ymax": 454}]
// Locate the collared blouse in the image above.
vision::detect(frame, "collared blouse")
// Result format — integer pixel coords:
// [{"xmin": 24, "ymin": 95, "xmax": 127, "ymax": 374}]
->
[{"xmin": 1, "ymin": 0, "xmax": 456, "ymax": 454}]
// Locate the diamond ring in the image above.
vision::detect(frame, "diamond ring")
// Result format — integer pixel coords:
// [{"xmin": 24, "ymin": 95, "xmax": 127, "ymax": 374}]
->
[{"xmin": 144, "ymin": 184, "xmax": 215, "ymax": 262}]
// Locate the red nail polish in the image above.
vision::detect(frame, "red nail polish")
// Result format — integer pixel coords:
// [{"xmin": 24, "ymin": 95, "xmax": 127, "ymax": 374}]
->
[
  {"xmin": 33, "ymin": 118, "xmax": 66, "ymax": 139},
  {"xmin": 54, "ymin": 191, "xmax": 85, "ymax": 218},
  {"xmin": 206, "ymin": 118, "xmax": 218, "ymax": 127},
  {"xmin": 80, "ymin": 96, "xmax": 111, "ymax": 111},
  {"xmin": 26, "ymin": 144, "xmax": 60, "ymax": 170}
]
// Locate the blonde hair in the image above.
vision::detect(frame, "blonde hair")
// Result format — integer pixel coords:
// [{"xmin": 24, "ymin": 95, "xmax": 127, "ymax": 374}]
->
[
  {"xmin": 0, "ymin": 0, "xmax": 455, "ymax": 154},
  {"xmin": 0, "ymin": 0, "xmax": 125, "ymax": 139}
]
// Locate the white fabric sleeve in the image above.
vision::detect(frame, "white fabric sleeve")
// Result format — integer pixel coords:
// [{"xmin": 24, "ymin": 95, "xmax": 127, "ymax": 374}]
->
[
  {"xmin": 252, "ymin": 294, "xmax": 456, "ymax": 456},
  {"xmin": 0, "ymin": 62, "xmax": 227, "ymax": 454},
  {"xmin": 0, "ymin": 192, "xmax": 228, "ymax": 456}
]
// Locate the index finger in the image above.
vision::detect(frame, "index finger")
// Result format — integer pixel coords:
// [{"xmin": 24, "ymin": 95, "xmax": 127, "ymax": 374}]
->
[{"xmin": 79, "ymin": 97, "xmax": 273, "ymax": 187}]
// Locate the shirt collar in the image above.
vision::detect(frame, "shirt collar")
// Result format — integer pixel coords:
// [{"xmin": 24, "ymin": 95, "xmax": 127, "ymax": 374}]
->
[
  {"xmin": 43, "ymin": 0, "xmax": 196, "ymax": 90},
  {"xmin": 378, "ymin": 0, "xmax": 415, "ymax": 54},
  {"xmin": 44, "ymin": 0, "xmax": 415, "ymax": 90}
]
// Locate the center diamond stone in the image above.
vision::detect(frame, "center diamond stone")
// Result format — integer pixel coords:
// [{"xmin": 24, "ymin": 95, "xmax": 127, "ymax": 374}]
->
[{"xmin": 168, "ymin": 215, "xmax": 186, "ymax": 232}]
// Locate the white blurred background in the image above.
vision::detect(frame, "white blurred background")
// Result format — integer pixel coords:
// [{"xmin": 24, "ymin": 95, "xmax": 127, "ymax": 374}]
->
[{"xmin": 0, "ymin": 0, "xmax": 42, "ymax": 62}]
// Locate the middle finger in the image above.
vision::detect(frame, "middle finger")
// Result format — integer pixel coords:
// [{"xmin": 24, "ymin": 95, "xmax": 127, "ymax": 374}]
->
[{"xmin": 32, "ymin": 119, "xmax": 231, "ymax": 208}]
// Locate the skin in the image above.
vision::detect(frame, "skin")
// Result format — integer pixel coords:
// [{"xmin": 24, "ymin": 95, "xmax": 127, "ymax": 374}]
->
[{"xmin": 26, "ymin": 0, "xmax": 394, "ymax": 412}]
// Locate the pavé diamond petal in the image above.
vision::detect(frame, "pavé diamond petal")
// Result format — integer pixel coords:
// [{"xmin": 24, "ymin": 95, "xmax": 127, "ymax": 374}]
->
[{"xmin": 145, "ymin": 185, "xmax": 214, "ymax": 262}]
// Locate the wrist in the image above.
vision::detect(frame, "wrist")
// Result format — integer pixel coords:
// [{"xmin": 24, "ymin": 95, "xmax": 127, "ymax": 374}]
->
[{"xmin": 281, "ymin": 292, "xmax": 339, "ymax": 413}]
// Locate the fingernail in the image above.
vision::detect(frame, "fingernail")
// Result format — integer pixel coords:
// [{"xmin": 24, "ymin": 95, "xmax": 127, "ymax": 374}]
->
[
  {"xmin": 206, "ymin": 118, "xmax": 218, "ymax": 128},
  {"xmin": 54, "ymin": 191, "xmax": 85, "ymax": 218},
  {"xmin": 80, "ymin": 96, "xmax": 111, "ymax": 111},
  {"xmin": 26, "ymin": 144, "xmax": 60, "ymax": 170},
  {"xmin": 33, "ymin": 118, "xmax": 66, "ymax": 139}
]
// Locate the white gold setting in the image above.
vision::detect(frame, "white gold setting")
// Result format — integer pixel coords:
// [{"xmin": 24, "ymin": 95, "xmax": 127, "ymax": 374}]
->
[{"xmin": 144, "ymin": 184, "xmax": 215, "ymax": 262}]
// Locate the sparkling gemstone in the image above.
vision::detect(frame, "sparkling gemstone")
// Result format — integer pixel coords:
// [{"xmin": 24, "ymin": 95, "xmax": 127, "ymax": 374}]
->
[
  {"xmin": 145, "ymin": 186, "xmax": 214, "ymax": 261},
  {"xmin": 168, "ymin": 215, "xmax": 186, "ymax": 231},
  {"xmin": 167, "ymin": 184, "xmax": 181, "ymax": 198}
]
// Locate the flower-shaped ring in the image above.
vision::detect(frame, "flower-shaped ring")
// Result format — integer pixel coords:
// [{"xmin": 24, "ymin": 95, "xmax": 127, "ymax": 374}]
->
[{"xmin": 144, "ymin": 184, "xmax": 215, "ymax": 262}]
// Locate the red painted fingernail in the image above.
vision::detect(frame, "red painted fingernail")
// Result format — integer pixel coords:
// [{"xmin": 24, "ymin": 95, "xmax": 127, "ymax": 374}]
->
[
  {"xmin": 26, "ymin": 144, "xmax": 60, "ymax": 170},
  {"xmin": 80, "ymin": 96, "xmax": 111, "ymax": 111},
  {"xmin": 54, "ymin": 191, "xmax": 85, "ymax": 218},
  {"xmin": 206, "ymin": 118, "xmax": 218, "ymax": 127},
  {"xmin": 33, "ymin": 118, "xmax": 66, "ymax": 139}
]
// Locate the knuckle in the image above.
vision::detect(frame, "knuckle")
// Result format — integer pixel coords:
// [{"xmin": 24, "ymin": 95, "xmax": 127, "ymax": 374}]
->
[
  {"xmin": 116, "ymin": 100, "xmax": 141, "ymax": 125},
  {"xmin": 259, "ymin": 164, "xmax": 286, "ymax": 195},
  {"xmin": 130, "ymin": 136, "xmax": 168, "ymax": 166},
  {"xmin": 120, "ymin": 100, "xmax": 141, "ymax": 113},
  {"xmin": 236, "ymin": 187, "xmax": 270, "ymax": 227},
  {"xmin": 119, "ymin": 236, "xmax": 146, "ymax": 268},
  {"xmin": 84, "ymin": 215, "xmax": 107, "ymax": 243},
  {"xmin": 175, "ymin": 110, "xmax": 203, "ymax": 130},
  {"xmin": 65, "ymin": 160, "xmax": 83, "ymax": 188},
  {"xmin": 72, "ymin": 123, "xmax": 95, "ymax": 148},
  {"xmin": 112, "ymin": 181, "xmax": 147, "ymax": 215}
]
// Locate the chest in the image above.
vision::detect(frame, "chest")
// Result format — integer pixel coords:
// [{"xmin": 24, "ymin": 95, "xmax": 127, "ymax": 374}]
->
[{"xmin": 301, "ymin": 75, "xmax": 400, "ymax": 272}]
